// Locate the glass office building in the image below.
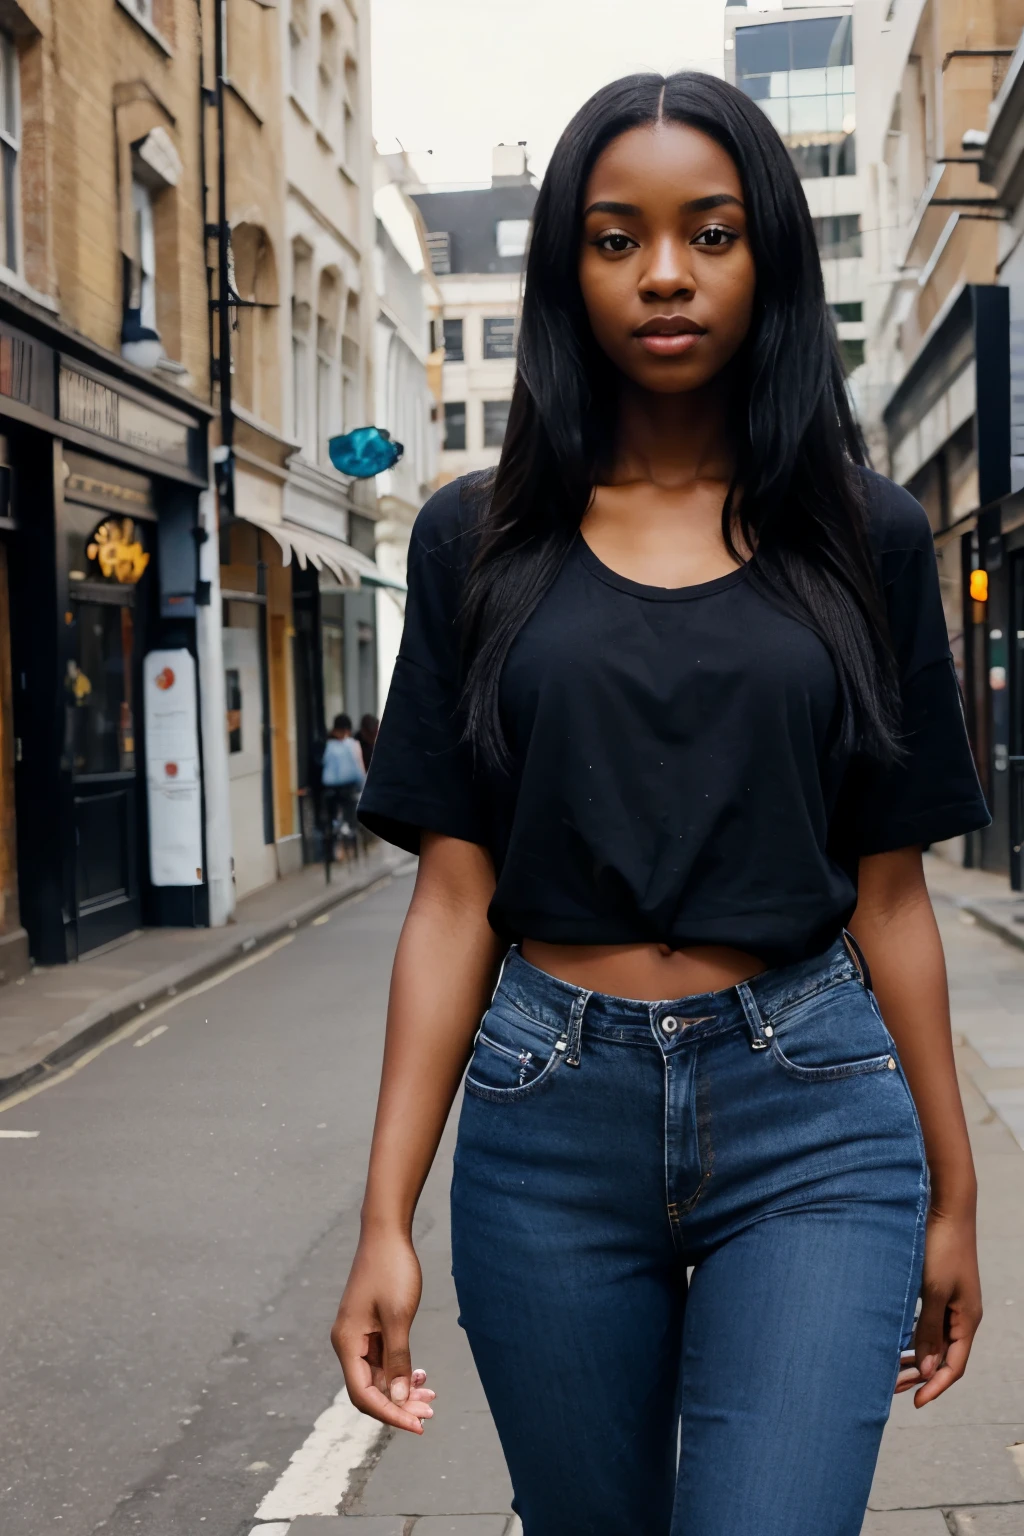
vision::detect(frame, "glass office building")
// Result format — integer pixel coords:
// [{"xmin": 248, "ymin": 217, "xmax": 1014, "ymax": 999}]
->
[{"xmin": 734, "ymin": 14, "xmax": 856, "ymax": 179}]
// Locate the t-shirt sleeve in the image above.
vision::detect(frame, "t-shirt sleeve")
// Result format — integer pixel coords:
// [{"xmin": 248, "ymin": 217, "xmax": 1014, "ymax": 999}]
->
[
  {"xmin": 357, "ymin": 480, "xmax": 488, "ymax": 853},
  {"xmin": 851, "ymin": 476, "xmax": 990, "ymax": 856}
]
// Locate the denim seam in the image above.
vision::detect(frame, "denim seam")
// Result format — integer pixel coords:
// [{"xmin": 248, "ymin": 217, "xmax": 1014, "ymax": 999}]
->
[
  {"xmin": 464, "ymin": 1050, "xmax": 564, "ymax": 1103},
  {"xmin": 676, "ymin": 1049, "xmax": 714, "ymax": 1219},
  {"xmin": 764, "ymin": 973, "xmax": 857, "ymax": 1028},
  {"xmin": 489, "ymin": 993, "xmax": 564, "ymax": 1038},
  {"xmin": 767, "ymin": 1039, "xmax": 895, "ymax": 1082}
]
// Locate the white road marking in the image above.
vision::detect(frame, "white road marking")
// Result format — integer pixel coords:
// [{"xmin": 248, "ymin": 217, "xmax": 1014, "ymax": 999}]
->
[
  {"xmin": 253, "ymin": 1386, "xmax": 383, "ymax": 1520},
  {"xmin": 311, "ymin": 913, "xmax": 331, "ymax": 926},
  {"xmin": 133, "ymin": 1024, "xmax": 168, "ymax": 1048},
  {"xmin": 0, "ymin": 935, "xmax": 296, "ymax": 1115},
  {"xmin": 0, "ymin": 1129, "xmax": 39, "ymax": 1138},
  {"xmin": 249, "ymin": 1526, "xmax": 290, "ymax": 1535}
]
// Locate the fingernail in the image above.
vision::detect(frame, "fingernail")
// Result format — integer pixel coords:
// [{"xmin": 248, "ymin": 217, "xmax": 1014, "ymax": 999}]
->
[
  {"xmin": 391, "ymin": 1379, "xmax": 409, "ymax": 1404},
  {"xmin": 412, "ymin": 1369, "xmax": 426, "ymax": 1384}
]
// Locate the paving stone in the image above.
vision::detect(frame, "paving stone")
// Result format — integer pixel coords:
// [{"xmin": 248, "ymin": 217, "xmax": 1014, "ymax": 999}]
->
[
  {"xmin": 289, "ymin": 1519, "xmax": 405, "ymax": 1533},
  {"xmin": 949, "ymin": 1509, "xmax": 1024, "ymax": 1534},
  {"xmin": 870, "ymin": 1426, "xmax": 1024, "ymax": 1510},
  {"xmin": 860, "ymin": 1513, "xmax": 950, "ymax": 1535},
  {"xmin": 412, "ymin": 1519, "xmax": 511, "ymax": 1535}
]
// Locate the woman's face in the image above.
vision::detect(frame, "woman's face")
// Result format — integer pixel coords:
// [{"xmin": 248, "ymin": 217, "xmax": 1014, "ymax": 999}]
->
[{"xmin": 578, "ymin": 120, "xmax": 757, "ymax": 395}]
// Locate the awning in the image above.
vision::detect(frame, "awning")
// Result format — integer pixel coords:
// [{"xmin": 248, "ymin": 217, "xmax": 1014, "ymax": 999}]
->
[{"xmin": 242, "ymin": 514, "xmax": 407, "ymax": 592}]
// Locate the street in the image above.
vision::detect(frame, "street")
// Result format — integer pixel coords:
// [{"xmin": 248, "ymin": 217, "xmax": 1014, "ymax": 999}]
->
[{"xmin": 1, "ymin": 862, "xmax": 1022, "ymax": 1536}]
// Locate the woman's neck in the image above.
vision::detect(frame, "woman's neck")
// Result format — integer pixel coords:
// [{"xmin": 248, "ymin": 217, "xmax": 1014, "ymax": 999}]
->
[{"xmin": 608, "ymin": 377, "xmax": 733, "ymax": 490}]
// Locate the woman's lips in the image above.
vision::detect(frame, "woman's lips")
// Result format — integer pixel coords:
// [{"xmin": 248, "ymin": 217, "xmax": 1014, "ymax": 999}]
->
[{"xmin": 635, "ymin": 331, "xmax": 704, "ymax": 356}]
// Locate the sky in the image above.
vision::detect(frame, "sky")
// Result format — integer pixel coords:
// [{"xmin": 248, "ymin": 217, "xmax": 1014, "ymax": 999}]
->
[{"xmin": 370, "ymin": 0, "xmax": 732, "ymax": 187}]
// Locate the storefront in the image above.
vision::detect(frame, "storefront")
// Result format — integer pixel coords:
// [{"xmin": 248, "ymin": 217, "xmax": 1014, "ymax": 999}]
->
[{"xmin": 0, "ymin": 298, "xmax": 210, "ymax": 965}]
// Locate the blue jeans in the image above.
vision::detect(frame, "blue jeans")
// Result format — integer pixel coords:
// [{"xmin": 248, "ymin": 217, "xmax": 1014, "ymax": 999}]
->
[{"xmin": 450, "ymin": 939, "xmax": 928, "ymax": 1536}]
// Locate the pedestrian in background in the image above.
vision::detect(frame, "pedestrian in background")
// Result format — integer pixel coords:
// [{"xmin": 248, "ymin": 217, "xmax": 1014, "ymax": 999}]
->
[
  {"xmin": 332, "ymin": 72, "xmax": 989, "ymax": 1536},
  {"xmin": 321, "ymin": 713, "xmax": 365, "ymax": 862},
  {"xmin": 356, "ymin": 713, "xmax": 379, "ymax": 772}
]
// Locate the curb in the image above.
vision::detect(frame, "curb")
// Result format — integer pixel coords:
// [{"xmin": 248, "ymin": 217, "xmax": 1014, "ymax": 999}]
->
[
  {"xmin": 0, "ymin": 853, "xmax": 413, "ymax": 1107},
  {"xmin": 956, "ymin": 897, "xmax": 1024, "ymax": 957}
]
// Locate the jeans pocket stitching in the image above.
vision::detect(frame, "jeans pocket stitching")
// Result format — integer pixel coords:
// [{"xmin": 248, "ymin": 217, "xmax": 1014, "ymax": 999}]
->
[
  {"xmin": 765, "ymin": 975, "xmax": 853, "ymax": 1031},
  {"xmin": 464, "ymin": 1048, "xmax": 564, "ymax": 1103},
  {"xmin": 768, "ymin": 1037, "xmax": 894, "ymax": 1081}
]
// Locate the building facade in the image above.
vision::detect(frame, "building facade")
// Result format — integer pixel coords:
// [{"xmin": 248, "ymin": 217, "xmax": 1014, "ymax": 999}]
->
[
  {"xmin": 412, "ymin": 145, "xmax": 537, "ymax": 482},
  {"xmin": 725, "ymin": 3, "xmax": 867, "ymax": 385},
  {"xmin": 0, "ymin": 0, "xmax": 217, "ymax": 976},
  {"xmin": 855, "ymin": 0, "xmax": 1024, "ymax": 879}
]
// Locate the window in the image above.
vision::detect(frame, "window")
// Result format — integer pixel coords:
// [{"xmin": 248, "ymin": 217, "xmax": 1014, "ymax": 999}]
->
[
  {"xmin": 830, "ymin": 301, "xmax": 862, "ymax": 323},
  {"xmin": 318, "ymin": 318, "xmax": 337, "ymax": 462},
  {"xmin": 291, "ymin": 240, "xmax": 313, "ymax": 445},
  {"xmin": 444, "ymin": 401, "xmax": 466, "ymax": 451},
  {"xmin": 839, "ymin": 338, "xmax": 865, "ymax": 373},
  {"xmin": 496, "ymin": 218, "xmax": 530, "ymax": 259},
  {"xmin": 483, "ymin": 317, "xmax": 516, "ymax": 360},
  {"xmin": 318, "ymin": 11, "xmax": 338, "ymax": 133},
  {"xmin": 735, "ymin": 17, "xmax": 855, "ymax": 178},
  {"xmin": 0, "ymin": 31, "xmax": 19, "ymax": 272},
  {"xmin": 289, "ymin": 0, "xmax": 310, "ymax": 100},
  {"xmin": 812, "ymin": 214, "xmax": 861, "ymax": 260},
  {"xmin": 130, "ymin": 180, "xmax": 157, "ymax": 332},
  {"xmin": 341, "ymin": 290, "xmax": 360, "ymax": 432},
  {"xmin": 425, "ymin": 231, "xmax": 451, "ymax": 275},
  {"xmin": 483, "ymin": 399, "xmax": 510, "ymax": 448},
  {"xmin": 443, "ymin": 318, "xmax": 464, "ymax": 361}
]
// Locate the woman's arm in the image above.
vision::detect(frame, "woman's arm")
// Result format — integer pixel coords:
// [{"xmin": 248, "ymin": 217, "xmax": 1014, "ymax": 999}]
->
[
  {"xmin": 849, "ymin": 845, "xmax": 982, "ymax": 1407},
  {"xmin": 331, "ymin": 831, "xmax": 504, "ymax": 1433}
]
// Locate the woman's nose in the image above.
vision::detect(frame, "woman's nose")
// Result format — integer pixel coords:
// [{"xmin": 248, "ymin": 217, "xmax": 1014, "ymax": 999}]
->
[{"xmin": 640, "ymin": 239, "xmax": 695, "ymax": 301}]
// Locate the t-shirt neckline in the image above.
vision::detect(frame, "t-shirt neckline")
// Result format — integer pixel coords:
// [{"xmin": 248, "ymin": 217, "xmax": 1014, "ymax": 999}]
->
[{"xmin": 575, "ymin": 533, "xmax": 750, "ymax": 602}]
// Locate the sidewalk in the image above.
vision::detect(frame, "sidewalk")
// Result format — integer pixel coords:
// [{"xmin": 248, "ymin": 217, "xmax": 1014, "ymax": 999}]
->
[{"xmin": 0, "ymin": 843, "xmax": 410, "ymax": 1105}]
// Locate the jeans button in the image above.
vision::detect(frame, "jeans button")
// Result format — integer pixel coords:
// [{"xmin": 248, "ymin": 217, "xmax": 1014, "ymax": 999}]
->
[{"xmin": 662, "ymin": 1015, "xmax": 679, "ymax": 1034}]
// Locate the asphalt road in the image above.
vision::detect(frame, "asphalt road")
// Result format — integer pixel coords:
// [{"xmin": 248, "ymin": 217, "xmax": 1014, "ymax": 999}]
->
[{"xmin": 0, "ymin": 869, "xmax": 422, "ymax": 1536}]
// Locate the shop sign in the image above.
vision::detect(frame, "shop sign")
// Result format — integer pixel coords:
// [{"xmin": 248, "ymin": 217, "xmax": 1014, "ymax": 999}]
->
[
  {"xmin": 0, "ymin": 321, "xmax": 54, "ymax": 415},
  {"xmin": 86, "ymin": 517, "xmax": 150, "ymax": 583},
  {"xmin": 144, "ymin": 649, "xmax": 203, "ymax": 888},
  {"xmin": 59, "ymin": 365, "xmax": 191, "ymax": 466}
]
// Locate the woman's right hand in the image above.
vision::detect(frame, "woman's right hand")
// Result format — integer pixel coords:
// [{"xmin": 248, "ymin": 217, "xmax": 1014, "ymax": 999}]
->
[{"xmin": 331, "ymin": 1228, "xmax": 436, "ymax": 1434}]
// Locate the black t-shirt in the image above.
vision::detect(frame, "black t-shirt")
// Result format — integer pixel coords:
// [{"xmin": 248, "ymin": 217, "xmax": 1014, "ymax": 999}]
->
[{"xmin": 359, "ymin": 469, "xmax": 989, "ymax": 964}]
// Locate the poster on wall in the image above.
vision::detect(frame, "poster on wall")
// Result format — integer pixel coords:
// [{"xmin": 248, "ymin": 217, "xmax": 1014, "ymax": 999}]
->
[{"xmin": 143, "ymin": 649, "xmax": 203, "ymax": 887}]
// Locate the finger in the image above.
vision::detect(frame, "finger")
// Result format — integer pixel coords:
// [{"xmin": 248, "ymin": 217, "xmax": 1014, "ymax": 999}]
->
[
  {"xmin": 914, "ymin": 1292, "xmax": 947, "ymax": 1382},
  {"xmin": 383, "ymin": 1321, "xmax": 414, "ymax": 1407},
  {"xmin": 332, "ymin": 1332, "xmax": 423, "ymax": 1432},
  {"xmin": 412, "ymin": 1369, "xmax": 427, "ymax": 1387},
  {"xmin": 345, "ymin": 1380, "xmax": 429, "ymax": 1434},
  {"xmin": 914, "ymin": 1332, "xmax": 973, "ymax": 1408}
]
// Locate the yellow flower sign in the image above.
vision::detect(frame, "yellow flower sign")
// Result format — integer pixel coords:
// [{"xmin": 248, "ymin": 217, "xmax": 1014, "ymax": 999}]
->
[{"xmin": 86, "ymin": 518, "xmax": 150, "ymax": 584}]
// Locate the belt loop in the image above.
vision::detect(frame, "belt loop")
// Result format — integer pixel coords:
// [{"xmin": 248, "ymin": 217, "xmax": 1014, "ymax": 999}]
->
[
  {"xmin": 562, "ymin": 988, "xmax": 590, "ymax": 1069},
  {"xmin": 737, "ymin": 981, "xmax": 771, "ymax": 1051},
  {"xmin": 842, "ymin": 930, "xmax": 872, "ymax": 991}
]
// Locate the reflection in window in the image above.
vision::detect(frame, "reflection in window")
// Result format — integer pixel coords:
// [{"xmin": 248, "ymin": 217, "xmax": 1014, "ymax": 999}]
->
[
  {"xmin": 226, "ymin": 668, "xmax": 242, "ymax": 753},
  {"xmin": 444, "ymin": 400, "xmax": 466, "ymax": 451},
  {"xmin": 483, "ymin": 398, "xmax": 511, "ymax": 448},
  {"xmin": 735, "ymin": 16, "xmax": 855, "ymax": 178},
  {"xmin": 483, "ymin": 317, "xmax": 516, "ymax": 360},
  {"xmin": 812, "ymin": 214, "xmax": 861, "ymax": 260},
  {"xmin": 69, "ymin": 602, "xmax": 135, "ymax": 776}
]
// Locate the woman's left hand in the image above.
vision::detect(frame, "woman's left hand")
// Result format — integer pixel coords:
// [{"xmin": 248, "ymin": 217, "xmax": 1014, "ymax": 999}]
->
[{"xmin": 895, "ymin": 1206, "xmax": 982, "ymax": 1407}]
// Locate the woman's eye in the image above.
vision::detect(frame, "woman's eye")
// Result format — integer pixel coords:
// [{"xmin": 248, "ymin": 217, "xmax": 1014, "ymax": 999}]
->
[
  {"xmin": 692, "ymin": 226, "xmax": 738, "ymax": 249},
  {"xmin": 596, "ymin": 232, "xmax": 636, "ymax": 253}
]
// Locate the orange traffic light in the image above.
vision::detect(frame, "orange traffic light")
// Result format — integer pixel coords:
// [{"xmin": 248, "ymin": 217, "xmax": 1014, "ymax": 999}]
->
[{"xmin": 969, "ymin": 569, "xmax": 988, "ymax": 602}]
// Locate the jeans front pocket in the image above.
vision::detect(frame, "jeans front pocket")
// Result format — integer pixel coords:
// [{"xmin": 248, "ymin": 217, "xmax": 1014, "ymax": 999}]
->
[
  {"xmin": 465, "ymin": 999, "xmax": 566, "ymax": 1103},
  {"xmin": 767, "ymin": 979, "xmax": 897, "ymax": 1082}
]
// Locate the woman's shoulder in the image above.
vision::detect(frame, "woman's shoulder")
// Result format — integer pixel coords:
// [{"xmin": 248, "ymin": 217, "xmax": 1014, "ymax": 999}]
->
[
  {"xmin": 411, "ymin": 472, "xmax": 493, "ymax": 570},
  {"xmin": 853, "ymin": 465, "xmax": 932, "ymax": 560}
]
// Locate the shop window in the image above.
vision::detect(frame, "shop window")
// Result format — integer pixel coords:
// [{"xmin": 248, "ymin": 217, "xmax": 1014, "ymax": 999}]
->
[
  {"xmin": 68, "ymin": 603, "xmax": 136, "ymax": 776},
  {"xmin": 443, "ymin": 318, "xmax": 463, "ymax": 361},
  {"xmin": 496, "ymin": 219, "xmax": 529, "ymax": 259},
  {"xmin": 483, "ymin": 317, "xmax": 516, "ymax": 360},
  {"xmin": 483, "ymin": 398, "xmax": 510, "ymax": 448},
  {"xmin": 0, "ymin": 31, "xmax": 18, "ymax": 273},
  {"xmin": 444, "ymin": 401, "xmax": 466, "ymax": 451}
]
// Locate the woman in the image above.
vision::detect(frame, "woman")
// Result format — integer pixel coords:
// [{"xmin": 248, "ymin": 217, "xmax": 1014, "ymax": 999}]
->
[{"xmin": 332, "ymin": 73, "xmax": 988, "ymax": 1535}]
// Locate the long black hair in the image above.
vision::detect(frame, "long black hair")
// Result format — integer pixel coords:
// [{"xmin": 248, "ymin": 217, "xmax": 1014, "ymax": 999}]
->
[{"xmin": 460, "ymin": 71, "xmax": 899, "ymax": 769}]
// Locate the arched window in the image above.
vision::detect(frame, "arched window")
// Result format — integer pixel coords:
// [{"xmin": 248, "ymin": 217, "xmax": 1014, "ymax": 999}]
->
[
  {"xmin": 316, "ymin": 268, "xmax": 341, "ymax": 464},
  {"xmin": 291, "ymin": 238, "xmax": 313, "ymax": 447},
  {"xmin": 231, "ymin": 223, "xmax": 279, "ymax": 424},
  {"xmin": 289, "ymin": 0, "xmax": 311, "ymax": 103},
  {"xmin": 342, "ymin": 55, "xmax": 358, "ymax": 167}
]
